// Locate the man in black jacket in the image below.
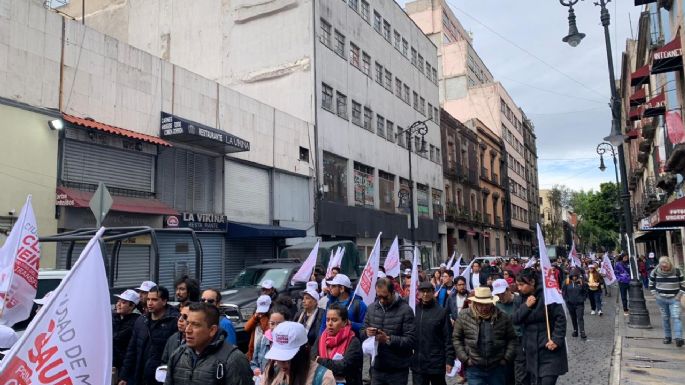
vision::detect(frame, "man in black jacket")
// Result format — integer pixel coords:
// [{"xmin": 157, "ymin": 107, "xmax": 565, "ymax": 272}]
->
[
  {"xmin": 412, "ymin": 282, "xmax": 455, "ymax": 385},
  {"xmin": 165, "ymin": 303, "xmax": 252, "ymax": 385},
  {"xmin": 362, "ymin": 278, "xmax": 415, "ymax": 385},
  {"xmin": 119, "ymin": 286, "xmax": 179, "ymax": 385},
  {"xmin": 113, "ymin": 290, "xmax": 141, "ymax": 378}
]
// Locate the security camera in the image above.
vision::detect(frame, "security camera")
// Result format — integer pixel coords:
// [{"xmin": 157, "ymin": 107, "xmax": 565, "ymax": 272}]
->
[{"xmin": 8, "ymin": 209, "xmax": 16, "ymax": 215}]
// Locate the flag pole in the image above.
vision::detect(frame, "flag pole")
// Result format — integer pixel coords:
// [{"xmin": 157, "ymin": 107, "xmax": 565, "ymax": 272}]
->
[{"xmin": 544, "ymin": 302, "xmax": 552, "ymax": 342}]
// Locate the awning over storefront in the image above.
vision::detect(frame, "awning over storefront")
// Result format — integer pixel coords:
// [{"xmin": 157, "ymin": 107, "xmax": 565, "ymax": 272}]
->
[
  {"xmin": 64, "ymin": 114, "xmax": 171, "ymax": 146},
  {"xmin": 652, "ymin": 33, "xmax": 683, "ymax": 74},
  {"xmin": 626, "ymin": 128, "xmax": 641, "ymax": 140},
  {"xmin": 630, "ymin": 64, "xmax": 651, "ymax": 86},
  {"xmin": 630, "ymin": 88, "xmax": 646, "ymax": 106},
  {"xmin": 56, "ymin": 186, "xmax": 178, "ymax": 215},
  {"xmin": 648, "ymin": 196, "xmax": 685, "ymax": 227},
  {"xmin": 160, "ymin": 112, "xmax": 250, "ymax": 154},
  {"xmin": 629, "ymin": 106, "xmax": 643, "ymax": 121},
  {"xmin": 644, "ymin": 92, "xmax": 666, "ymax": 117},
  {"xmin": 226, "ymin": 221, "xmax": 306, "ymax": 239}
]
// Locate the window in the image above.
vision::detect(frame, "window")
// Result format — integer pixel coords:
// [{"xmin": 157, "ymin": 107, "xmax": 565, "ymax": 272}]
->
[
  {"xmin": 419, "ymin": 97, "xmax": 425, "ymax": 115},
  {"xmin": 384, "ymin": 69, "xmax": 392, "ymax": 90},
  {"xmin": 373, "ymin": 11, "xmax": 382, "ymax": 33},
  {"xmin": 354, "ymin": 162, "xmax": 374, "ymax": 208},
  {"xmin": 299, "ymin": 147, "xmax": 309, "ymax": 162},
  {"xmin": 417, "ymin": 184, "xmax": 430, "ymax": 218},
  {"xmin": 435, "ymin": 148, "xmax": 441, "ymax": 163},
  {"xmin": 432, "ymin": 188, "xmax": 443, "ymax": 217},
  {"xmin": 375, "ymin": 62, "xmax": 383, "ymax": 84},
  {"xmin": 383, "ymin": 20, "xmax": 391, "ymax": 41},
  {"xmin": 334, "ymin": 30, "xmax": 345, "ymax": 57},
  {"xmin": 429, "ymin": 145, "xmax": 435, "ymax": 161},
  {"xmin": 426, "ymin": 63, "xmax": 432, "ymax": 80},
  {"xmin": 432, "ymin": 68, "xmax": 438, "ymax": 83},
  {"xmin": 397, "ymin": 127, "xmax": 405, "ymax": 147},
  {"xmin": 413, "ymin": 91, "xmax": 418, "ymax": 110},
  {"xmin": 376, "ymin": 115, "xmax": 385, "ymax": 138},
  {"xmin": 361, "ymin": 1, "xmax": 370, "ymax": 22},
  {"xmin": 403, "ymin": 85, "xmax": 410, "ymax": 103},
  {"xmin": 394, "ymin": 30, "xmax": 401, "ymax": 49},
  {"xmin": 348, "ymin": 0, "xmax": 358, "ymax": 12},
  {"xmin": 322, "ymin": 83, "xmax": 333, "ymax": 111},
  {"xmin": 395, "ymin": 78, "xmax": 402, "ymax": 97},
  {"xmin": 352, "ymin": 101, "xmax": 362, "ymax": 126},
  {"xmin": 363, "ymin": 107, "xmax": 373, "ymax": 131},
  {"xmin": 362, "ymin": 52, "xmax": 370, "ymax": 75},
  {"xmin": 418, "ymin": 54, "xmax": 424, "ymax": 73},
  {"xmin": 434, "ymin": 107, "xmax": 439, "ymax": 123},
  {"xmin": 323, "ymin": 152, "xmax": 348, "ymax": 204},
  {"xmin": 427, "ymin": 103, "xmax": 433, "ymax": 120},
  {"xmin": 386, "ymin": 121, "xmax": 394, "ymax": 143},
  {"xmin": 379, "ymin": 171, "xmax": 395, "ymax": 213},
  {"xmin": 336, "ymin": 92, "xmax": 347, "ymax": 119},
  {"xmin": 411, "ymin": 47, "xmax": 417, "ymax": 65},
  {"xmin": 350, "ymin": 43, "xmax": 360, "ymax": 67},
  {"xmin": 320, "ymin": 19, "xmax": 331, "ymax": 46},
  {"xmin": 402, "ymin": 39, "xmax": 408, "ymax": 57}
]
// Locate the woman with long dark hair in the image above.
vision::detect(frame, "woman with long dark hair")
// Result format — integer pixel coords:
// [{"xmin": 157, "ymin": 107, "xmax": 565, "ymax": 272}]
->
[
  {"xmin": 261, "ymin": 322, "xmax": 336, "ymax": 385},
  {"xmin": 312, "ymin": 303, "xmax": 363, "ymax": 385},
  {"xmin": 513, "ymin": 268, "xmax": 568, "ymax": 385}
]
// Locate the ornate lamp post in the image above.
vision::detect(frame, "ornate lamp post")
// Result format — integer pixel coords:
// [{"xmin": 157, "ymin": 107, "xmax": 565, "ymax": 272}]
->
[
  {"xmin": 596, "ymin": 142, "xmax": 625, "ymax": 246},
  {"xmin": 396, "ymin": 119, "xmax": 429, "ymax": 248}
]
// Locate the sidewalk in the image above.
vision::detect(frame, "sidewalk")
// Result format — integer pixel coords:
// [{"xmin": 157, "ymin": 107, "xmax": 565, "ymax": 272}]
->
[{"xmin": 612, "ymin": 292, "xmax": 685, "ymax": 385}]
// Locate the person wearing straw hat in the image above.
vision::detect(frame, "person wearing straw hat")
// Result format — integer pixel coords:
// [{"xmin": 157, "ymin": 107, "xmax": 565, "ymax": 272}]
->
[
  {"xmin": 261, "ymin": 322, "xmax": 336, "ymax": 385},
  {"xmin": 453, "ymin": 286, "xmax": 517, "ymax": 385}
]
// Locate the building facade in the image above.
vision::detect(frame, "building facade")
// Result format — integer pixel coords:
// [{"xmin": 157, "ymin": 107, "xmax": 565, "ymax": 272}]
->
[{"xmin": 523, "ymin": 112, "xmax": 541, "ymax": 249}]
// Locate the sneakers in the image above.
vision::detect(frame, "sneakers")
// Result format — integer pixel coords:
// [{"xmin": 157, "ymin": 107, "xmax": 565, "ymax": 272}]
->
[
  {"xmin": 591, "ymin": 310, "xmax": 596, "ymax": 315},
  {"xmin": 624, "ymin": 310, "xmax": 629, "ymax": 316},
  {"xmin": 581, "ymin": 332, "xmax": 587, "ymax": 339},
  {"xmin": 599, "ymin": 310, "xmax": 603, "ymax": 316},
  {"xmin": 677, "ymin": 339, "xmax": 684, "ymax": 347},
  {"xmin": 664, "ymin": 338, "xmax": 672, "ymax": 344},
  {"xmin": 572, "ymin": 331, "xmax": 578, "ymax": 337}
]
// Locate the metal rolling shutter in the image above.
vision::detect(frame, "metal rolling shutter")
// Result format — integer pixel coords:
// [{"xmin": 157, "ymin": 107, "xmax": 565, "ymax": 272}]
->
[
  {"xmin": 197, "ymin": 234, "xmax": 224, "ymax": 289},
  {"xmin": 156, "ymin": 232, "xmax": 198, "ymax": 294},
  {"xmin": 112, "ymin": 245, "xmax": 151, "ymax": 289},
  {"xmin": 56, "ymin": 242, "xmax": 87, "ymax": 269},
  {"xmin": 62, "ymin": 140, "xmax": 154, "ymax": 192},
  {"xmin": 225, "ymin": 239, "xmax": 275, "ymax": 285},
  {"xmin": 158, "ymin": 147, "xmax": 215, "ymax": 213},
  {"xmin": 225, "ymin": 161, "xmax": 270, "ymax": 224}
]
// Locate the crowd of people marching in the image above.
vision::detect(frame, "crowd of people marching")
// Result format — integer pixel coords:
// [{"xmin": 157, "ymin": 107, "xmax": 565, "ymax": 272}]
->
[{"xmin": 99, "ymin": 251, "xmax": 683, "ymax": 385}]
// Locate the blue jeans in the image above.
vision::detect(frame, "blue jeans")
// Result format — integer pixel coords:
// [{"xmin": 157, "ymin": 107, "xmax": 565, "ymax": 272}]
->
[
  {"xmin": 619, "ymin": 283, "xmax": 630, "ymax": 311},
  {"xmin": 655, "ymin": 296, "xmax": 682, "ymax": 339},
  {"xmin": 591, "ymin": 290, "xmax": 603, "ymax": 312},
  {"xmin": 466, "ymin": 365, "xmax": 506, "ymax": 385}
]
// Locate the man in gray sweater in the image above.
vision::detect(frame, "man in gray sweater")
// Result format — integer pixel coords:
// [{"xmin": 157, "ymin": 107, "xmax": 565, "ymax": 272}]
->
[{"xmin": 649, "ymin": 256, "xmax": 685, "ymax": 347}]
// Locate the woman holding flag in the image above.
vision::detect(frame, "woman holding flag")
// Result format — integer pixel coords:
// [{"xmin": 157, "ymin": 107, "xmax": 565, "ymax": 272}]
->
[{"xmin": 513, "ymin": 268, "xmax": 568, "ymax": 385}]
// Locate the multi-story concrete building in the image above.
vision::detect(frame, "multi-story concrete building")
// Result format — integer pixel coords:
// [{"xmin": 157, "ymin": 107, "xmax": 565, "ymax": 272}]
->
[
  {"xmin": 60, "ymin": 0, "xmax": 446, "ymax": 263},
  {"xmin": 523, "ymin": 112, "xmax": 541, "ymax": 247},
  {"xmin": 406, "ymin": 0, "xmax": 534, "ymax": 256}
]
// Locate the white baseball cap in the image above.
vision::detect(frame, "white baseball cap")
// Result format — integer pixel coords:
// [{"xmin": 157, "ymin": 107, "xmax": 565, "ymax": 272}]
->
[
  {"xmin": 306, "ymin": 281, "xmax": 319, "ymax": 292},
  {"xmin": 302, "ymin": 289, "xmax": 320, "ymax": 302},
  {"xmin": 114, "ymin": 289, "xmax": 140, "ymax": 305},
  {"xmin": 492, "ymin": 279, "xmax": 509, "ymax": 295},
  {"xmin": 377, "ymin": 271, "xmax": 387, "ymax": 279},
  {"xmin": 256, "ymin": 295, "xmax": 272, "ymax": 313},
  {"xmin": 404, "ymin": 268, "xmax": 412, "ymax": 276},
  {"xmin": 34, "ymin": 291, "xmax": 53, "ymax": 306},
  {"xmin": 327, "ymin": 274, "xmax": 352, "ymax": 288},
  {"xmin": 440, "ymin": 263, "xmax": 447, "ymax": 268},
  {"xmin": 261, "ymin": 280, "xmax": 274, "ymax": 290},
  {"xmin": 265, "ymin": 322, "xmax": 308, "ymax": 361},
  {"xmin": 136, "ymin": 281, "xmax": 156, "ymax": 292}
]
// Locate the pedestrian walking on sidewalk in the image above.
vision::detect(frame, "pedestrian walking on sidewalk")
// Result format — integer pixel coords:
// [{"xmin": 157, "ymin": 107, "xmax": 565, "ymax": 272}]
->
[
  {"xmin": 562, "ymin": 269, "xmax": 588, "ymax": 339},
  {"xmin": 615, "ymin": 254, "xmax": 631, "ymax": 315},
  {"xmin": 513, "ymin": 268, "xmax": 568, "ymax": 385},
  {"xmin": 649, "ymin": 256, "xmax": 685, "ymax": 347},
  {"xmin": 587, "ymin": 264, "xmax": 604, "ymax": 316}
]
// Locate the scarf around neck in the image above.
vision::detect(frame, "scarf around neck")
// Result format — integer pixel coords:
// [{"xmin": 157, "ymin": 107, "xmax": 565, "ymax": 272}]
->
[{"xmin": 318, "ymin": 324, "xmax": 354, "ymax": 360}]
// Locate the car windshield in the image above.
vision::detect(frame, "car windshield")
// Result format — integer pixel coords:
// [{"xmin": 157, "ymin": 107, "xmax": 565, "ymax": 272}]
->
[{"xmin": 229, "ymin": 267, "xmax": 291, "ymax": 290}]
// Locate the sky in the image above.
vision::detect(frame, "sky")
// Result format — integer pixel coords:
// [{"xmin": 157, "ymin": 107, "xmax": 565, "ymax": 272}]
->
[{"xmin": 396, "ymin": 0, "xmax": 643, "ymax": 192}]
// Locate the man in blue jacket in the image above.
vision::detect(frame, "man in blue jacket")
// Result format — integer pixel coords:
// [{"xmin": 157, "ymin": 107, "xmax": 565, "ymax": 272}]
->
[
  {"xmin": 319, "ymin": 274, "xmax": 367, "ymax": 337},
  {"xmin": 201, "ymin": 288, "xmax": 237, "ymax": 345}
]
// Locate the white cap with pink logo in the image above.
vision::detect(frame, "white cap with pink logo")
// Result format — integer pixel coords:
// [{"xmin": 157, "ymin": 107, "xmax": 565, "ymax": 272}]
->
[{"xmin": 265, "ymin": 322, "xmax": 309, "ymax": 361}]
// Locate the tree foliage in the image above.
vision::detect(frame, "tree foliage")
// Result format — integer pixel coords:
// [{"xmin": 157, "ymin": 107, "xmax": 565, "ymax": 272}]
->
[{"xmin": 570, "ymin": 182, "xmax": 620, "ymax": 251}]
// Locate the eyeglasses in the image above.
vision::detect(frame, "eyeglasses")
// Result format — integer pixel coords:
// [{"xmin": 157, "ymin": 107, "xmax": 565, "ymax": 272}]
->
[{"xmin": 201, "ymin": 298, "xmax": 216, "ymax": 304}]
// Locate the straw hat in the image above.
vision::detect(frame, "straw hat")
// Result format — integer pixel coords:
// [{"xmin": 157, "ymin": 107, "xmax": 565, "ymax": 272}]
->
[{"xmin": 469, "ymin": 286, "xmax": 499, "ymax": 304}]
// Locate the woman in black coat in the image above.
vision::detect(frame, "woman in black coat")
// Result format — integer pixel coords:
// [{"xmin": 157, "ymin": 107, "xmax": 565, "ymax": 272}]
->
[
  {"xmin": 312, "ymin": 303, "xmax": 363, "ymax": 385},
  {"xmin": 513, "ymin": 268, "xmax": 568, "ymax": 385}
]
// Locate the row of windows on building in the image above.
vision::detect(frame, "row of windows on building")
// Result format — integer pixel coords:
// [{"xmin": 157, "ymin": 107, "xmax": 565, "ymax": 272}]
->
[
  {"xmin": 511, "ymin": 203, "xmax": 529, "ymax": 223},
  {"xmin": 507, "ymin": 153, "xmax": 527, "ymax": 181},
  {"xmin": 320, "ymin": 19, "xmax": 440, "ymax": 123},
  {"xmin": 509, "ymin": 178, "xmax": 528, "ymax": 201},
  {"xmin": 500, "ymin": 98, "xmax": 524, "ymax": 135},
  {"xmin": 502, "ymin": 125, "xmax": 525, "ymax": 157},
  {"xmin": 321, "ymin": 82, "xmax": 442, "ymax": 165},
  {"xmin": 332, "ymin": 0, "xmax": 439, "ymax": 85},
  {"xmin": 322, "ymin": 150, "xmax": 443, "ymax": 217}
]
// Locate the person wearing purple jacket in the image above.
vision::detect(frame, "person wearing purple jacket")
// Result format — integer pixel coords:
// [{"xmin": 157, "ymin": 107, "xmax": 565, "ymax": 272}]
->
[{"xmin": 615, "ymin": 254, "xmax": 632, "ymax": 316}]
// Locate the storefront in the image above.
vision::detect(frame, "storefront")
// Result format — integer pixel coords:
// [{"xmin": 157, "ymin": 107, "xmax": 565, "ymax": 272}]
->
[{"xmin": 641, "ymin": 196, "xmax": 685, "ymax": 268}]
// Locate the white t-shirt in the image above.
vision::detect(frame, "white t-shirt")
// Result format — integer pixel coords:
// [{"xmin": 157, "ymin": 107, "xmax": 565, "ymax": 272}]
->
[
  {"xmin": 471, "ymin": 273, "xmax": 481, "ymax": 289},
  {"xmin": 456, "ymin": 294, "xmax": 468, "ymax": 312}
]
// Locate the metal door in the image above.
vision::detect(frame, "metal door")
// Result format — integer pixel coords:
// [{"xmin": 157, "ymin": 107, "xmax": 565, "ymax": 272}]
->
[{"xmin": 197, "ymin": 233, "xmax": 224, "ymax": 289}]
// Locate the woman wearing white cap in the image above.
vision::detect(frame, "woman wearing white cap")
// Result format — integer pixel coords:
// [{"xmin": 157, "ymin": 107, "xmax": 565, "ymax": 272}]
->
[
  {"xmin": 295, "ymin": 289, "xmax": 324, "ymax": 347},
  {"xmin": 261, "ymin": 322, "xmax": 336, "ymax": 385}
]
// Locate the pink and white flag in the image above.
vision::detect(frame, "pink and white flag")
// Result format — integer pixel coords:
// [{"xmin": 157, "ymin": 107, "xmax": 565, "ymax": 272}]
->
[
  {"xmin": 0, "ymin": 196, "xmax": 40, "ymax": 327},
  {"xmin": 0, "ymin": 227, "xmax": 112, "ymax": 385},
  {"xmin": 409, "ymin": 247, "xmax": 419, "ymax": 313},
  {"xmin": 325, "ymin": 248, "xmax": 338, "ymax": 278},
  {"xmin": 537, "ymin": 224, "xmax": 564, "ymax": 305},
  {"xmin": 451, "ymin": 254, "xmax": 463, "ymax": 278},
  {"xmin": 384, "ymin": 237, "xmax": 401, "ymax": 278},
  {"xmin": 352, "ymin": 233, "xmax": 382, "ymax": 306},
  {"xmin": 601, "ymin": 253, "xmax": 617, "ymax": 286},
  {"xmin": 291, "ymin": 241, "xmax": 320, "ymax": 285},
  {"xmin": 569, "ymin": 241, "xmax": 581, "ymax": 268},
  {"xmin": 525, "ymin": 257, "xmax": 537, "ymax": 269},
  {"xmin": 445, "ymin": 252, "xmax": 456, "ymax": 270}
]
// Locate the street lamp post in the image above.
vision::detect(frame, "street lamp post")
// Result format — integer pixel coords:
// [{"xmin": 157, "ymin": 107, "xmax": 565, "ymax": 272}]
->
[
  {"xmin": 397, "ymin": 119, "xmax": 429, "ymax": 248},
  {"xmin": 559, "ymin": 0, "xmax": 651, "ymax": 328},
  {"xmin": 596, "ymin": 142, "xmax": 625, "ymax": 248}
]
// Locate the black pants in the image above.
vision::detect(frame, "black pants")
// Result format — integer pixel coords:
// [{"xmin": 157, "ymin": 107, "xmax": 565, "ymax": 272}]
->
[
  {"xmin": 588, "ymin": 290, "xmax": 597, "ymax": 310},
  {"xmin": 515, "ymin": 338, "xmax": 529, "ymax": 385},
  {"xmin": 568, "ymin": 302, "xmax": 585, "ymax": 333},
  {"xmin": 411, "ymin": 371, "xmax": 446, "ymax": 385},
  {"xmin": 619, "ymin": 282, "xmax": 630, "ymax": 311},
  {"xmin": 371, "ymin": 367, "xmax": 409, "ymax": 385},
  {"xmin": 532, "ymin": 375, "xmax": 558, "ymax": 385}
]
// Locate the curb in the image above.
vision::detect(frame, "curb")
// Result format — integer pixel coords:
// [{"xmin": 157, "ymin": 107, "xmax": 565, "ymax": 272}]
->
[{"xmin": 610, "ymin": 307, "xmax": 622, "ymax": 385}]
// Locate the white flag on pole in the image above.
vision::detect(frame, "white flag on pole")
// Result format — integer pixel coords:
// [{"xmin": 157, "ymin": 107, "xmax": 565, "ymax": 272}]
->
[
  {"xmin": 569, "ymin": 241, "xmax": 581, "ymax": 268},
  {"xmin": 291, "ymin": 241, "xmax": 320, "ymax": 285},
  {"xmin": 325, "ymin": 248, "xmax": 337, "ymax": 278},
  {"xmin": 384, "ymin": 237, "xmax": 401, "ymax": 278},
  {"xmin": 525, "ymin": 257, "xmax": 537, "ymax": 269},
  {"xmin": 0, "ymin": 196, "xmax": 40, "ymax": 327},
  {"xmin": 352, "ymin": 233, "xmax": 382, "ymax": 306},
  {"xmin": 451, "ymin": 254, "xmax": 463, "ymax": 278},
  {"xmin": 460, "ymin": 258, "xmax": 477, "ymax": 292},
  {"xmin": 0, "ymin": 227, "xmax": 112, "ymax": 385},
  {"xmin": 409, "ymin": 247, "xmax": 419, "ymax": 313},
  {"xmin": 537, "ymin": 224, "xmax": 564, "ymax": 305},
  {"xmin": 601, "ymin": 254, "xmax": 617, "ymax": 286},
  {"xmin": 445, "ymin": 251, "xmax": 456, "ymax": 270},
  {"xmin": 333, "ymin": 247, "xmax": 345, "ymax": 269}
]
